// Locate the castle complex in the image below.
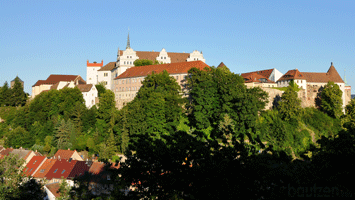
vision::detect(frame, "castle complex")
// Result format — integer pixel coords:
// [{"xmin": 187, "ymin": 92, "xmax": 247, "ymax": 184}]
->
[{"xmin": 86, "ymin": 33, "xmax": 205, "ymax": 92}]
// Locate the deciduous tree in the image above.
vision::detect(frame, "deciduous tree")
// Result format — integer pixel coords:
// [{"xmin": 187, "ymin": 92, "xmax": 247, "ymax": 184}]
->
[{"xmin": 320, "ymin": 81, "xmax": 343, "ymax": 118}]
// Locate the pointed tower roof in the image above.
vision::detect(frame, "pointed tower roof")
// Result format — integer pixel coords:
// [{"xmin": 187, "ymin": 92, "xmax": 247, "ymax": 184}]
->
[
  {"xmin": 326, "ymin": 62, "xmax": 344, "ymax": 83},
  {"xmin": 126, "ymin": 32, "xmax": 131, "ymax": 49},
  {"xmin": 217, "ymin": 62, "xmax": 226, "ymax": 68}
]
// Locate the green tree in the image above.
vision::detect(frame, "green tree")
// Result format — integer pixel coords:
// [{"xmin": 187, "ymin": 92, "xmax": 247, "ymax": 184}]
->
[
  {"xmin": 0, "ymin": 81, "xmax": 10, "ymax": 107},
  {"xmin": 122, "ymin": 70, "xmax": 184, "ymax": 145},
  {"xmin": 10, "ymin": 77, "xmax": 27, "ymax": 107},
  {"xmin": 133, "ymin": 59, "xmax": 161, "ymax": 67},
  {"xmin": 344, "ymin": 98, "xmax": 355, "ymax": 132},
  {"xmin": 186, "ymin": 65, "xmax": 268, "ymax": 144},
  {"xmin": 97, "ymin": 90, "xmax": 115, "ymax": 123},
  {"xmin": 55, "ymin": 118, "xmax": 75, "ymax": 150},
  {"xmin": 320, "ymin": 81, "xmax": 343, "ymax": 118},
  {"xmin": 58, "ymin": 178, "xmax": 71, "ymax": 200},
  {"xmin": 0, "ymin": 154, "xmax": 46, "ymax": 199},
  {"xmin": 277, "ymin": 80, "xmax": 301, "ymax": 121},
  {"xmin": 95, "ymin": 82, "xmax": 106, "ymax": 97}
]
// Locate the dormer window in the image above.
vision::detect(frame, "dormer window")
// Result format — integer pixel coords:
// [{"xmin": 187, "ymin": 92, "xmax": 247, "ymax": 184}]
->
[{"xmin": 40, "ymin": 169, "xmax": 45, "ymax": 173}]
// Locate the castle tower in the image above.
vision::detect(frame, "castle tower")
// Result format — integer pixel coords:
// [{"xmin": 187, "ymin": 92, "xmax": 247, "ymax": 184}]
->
[{"xmin": 86, "ymin": 60, "xmax": 103, "ymax": 85}]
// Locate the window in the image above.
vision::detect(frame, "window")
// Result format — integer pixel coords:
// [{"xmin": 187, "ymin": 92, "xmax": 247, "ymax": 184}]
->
[
  {"xmin": 104, "ymin": 81, "xmax": 108, "ymax": 85},
  {"xmin": 127, "ymin": 56, "xmax": 129, "ymax": 58},
  {"xmin": 54, "ymin": 169, "xmax": 58, "ymax": 173},
  {"xmin": 124, "ymin": 61, "xmax": 126, "ymax": 64},
  {"xmin": 130, "ymin": 56, "xmax": 132, "ymax": 58},
  {"xmin": 104, "ymin": 73, "xmax": 108, "ymax": 77},
  {"xmin": 92, "ymin": 100, "xmax": 94, "ymax": 104},
  {"xmin": 161, "ymin": 57, "xmax": 163, "ymax": 59},
  {"xmin": 164, "ymin": 57, "xmax": 166, "ymax": 59},
  {"xmin": 61, "ymin": 170, "xmax": 65, "ymax": 174},
  {"xmin": 29, "ymin": 168, "xmax": 33, "ymax": 172},
  {"xmin": 40, "ymin": 169, "xmax": 45, "ymax": 173},
  {"xmin": 33, "ymin": 160, "xmax": 37, "ymax": 164},
  {"xmin": 89, "ymin": 78, "xmax": 91, "ymax": 80}
]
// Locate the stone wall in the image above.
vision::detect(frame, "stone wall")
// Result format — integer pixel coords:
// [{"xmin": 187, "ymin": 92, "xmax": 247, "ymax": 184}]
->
[{"xmin": 261, "ymin": 84, "xmax": 350, "ymax": 111}]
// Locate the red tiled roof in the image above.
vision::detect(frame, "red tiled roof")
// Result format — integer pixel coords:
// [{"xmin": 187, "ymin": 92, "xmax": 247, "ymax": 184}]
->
[
  {"xmin": 277, "ymin": 69, "xmax": 305, "ymax": 82},
  {"xmin": 241, "ymin": 72, "xmax": 275, "ymax": 83},
  {"xmin": 33, "ymin": 75, "xmax": 86, "ymax": 88},
  {"xmin": 119, "ymin": 50, "xmax": 191, "ymax": 63},
  {"xmin": 32, "ymin": 80, "xmax": 46, "ymax": 87},
  {"xmin": 0, "ymin": 148, "xmax": 13, "ymax": 156},
  {"xmin": 54, "ymin": 150, "xmax": 76, "ymax": 160},
  {"xmin": 87, "ymin": 60, "xmax": 104, "ymax": 67},
  {"xmin": 115, "ymin": 61, "xmax": 209, "ymax": 79},
  {"xmin": 242, "ymin": 69, "xmax": 274, "ymax": 80},
  {"xmin": 278, "ymin": 64, "xmax": 344, "ymax": 83},
  {"xmin": 23, "ymin": 156, "xmax": 46, "ymax": 177},
  {"xmin": 45, "ymin": 159, "xmax": 78, "ymax": 180},
  {"xmin": 76, "ymin": 84, "xmax": 93, "ymax": 92},
  {"xmin": 45, "ymin": 183, "xmax": 61, "ymax": 198},
  {"xmin": 68, "ymin": 161, "xmax": 91, "ymax": 179},
  {"xmin": 88, "ymin": 162, "xmax": 105, "ymax": 175},
  {"xmin": 45, "ymin": 75, "xmax": 82, "ymax": 85},
  {"xmin": 32, "ymin": 159, "xmax": 57, "ymax": 178},
  {"xmin": 98, "ymin": 62, "xmax": 116, "ymax": 71}
]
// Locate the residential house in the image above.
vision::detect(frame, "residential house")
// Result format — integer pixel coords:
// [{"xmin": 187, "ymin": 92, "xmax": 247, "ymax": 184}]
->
[
  {"xmin": 53, "ymin": 149, "xmax": 83, "ymax": 161},
  {"xmin": 113, "ymin": 60, "xmax": 210, "ymax": 109},
  {"xmin": 32, "ymin": 159, "xmax": 57, "ymax": 183},
  {"xmin": 9, "ymin": 148, "xmax": 41, "ymax": 167},
  {"xmin": 44, "ymin": 182, "xmax": 61, "ymax": 200},
  {"xmin": 23, "ymin": 156, "xmax": 47, "ymax": 177}
]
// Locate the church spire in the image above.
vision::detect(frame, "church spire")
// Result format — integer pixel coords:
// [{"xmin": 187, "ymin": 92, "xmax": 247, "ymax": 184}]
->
[{"xmin": 126, "ymin": 30, "xmax": 130, "ymax": 49}]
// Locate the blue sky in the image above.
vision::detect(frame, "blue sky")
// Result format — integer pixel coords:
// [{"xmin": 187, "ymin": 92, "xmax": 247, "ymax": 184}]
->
[{"xmin": 1, "ymin": 0, "xmax": 354, "ymax": 94}]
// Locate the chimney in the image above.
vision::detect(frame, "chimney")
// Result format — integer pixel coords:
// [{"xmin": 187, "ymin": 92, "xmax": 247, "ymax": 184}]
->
[
  {"xmin": 331, "ymin": 62, "xmax": 333, "ymax": 66},
  {"xmin": 58, "ymin": 156, "xmax": 61, "ymax": 160}
]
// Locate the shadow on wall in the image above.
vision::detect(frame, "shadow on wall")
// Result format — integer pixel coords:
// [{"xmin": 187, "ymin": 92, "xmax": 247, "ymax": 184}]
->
[
  {"xmin": 272, "ymin": 94, "xmax": 281, "ymax": 109},
  {"xmin": 315, "ymin": 86, "xmax": 324, "ymax": 109}
]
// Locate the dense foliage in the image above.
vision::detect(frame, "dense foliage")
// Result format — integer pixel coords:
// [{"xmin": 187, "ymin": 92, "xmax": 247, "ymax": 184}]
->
[
  {"xmin": 1, "ymin": 65, "xmax": 354, "ymax": 199},
  {"xmin": 0, "ymin": 154, "xmax": 46, "ymax": 199},
  {"xmin": 320, "ymin": 81, "xmax": 343, "ymax": 118},
  {"xmin": 133, "ymin": 59, "xmax": 161, "ymax": 67},
  {"xmin": 0, "ymin": 78, "xmax": 27, "ymax": 107}
]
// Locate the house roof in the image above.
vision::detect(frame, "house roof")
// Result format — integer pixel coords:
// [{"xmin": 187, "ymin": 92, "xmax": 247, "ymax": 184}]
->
[
  {"xmin": 115, "ymin": 60, "xmax": 209, "ymax": 79},
  {"xmin": 53, "ymin": 150, "xmax": 77, "ymax": 160},
  {"xmin": 32, "ymin": 75, "xmax": 86, "ymax": 87},
  {"xmin": 98, "ymin": 62, "xmax": 116, "ymax": 71},
  {"xmin": 45, "ymin": 183, "xmax": 61, "ymax": 198},
  {"xmin": 67, "ymin": 161, "xmax": 92, "ymax": 179},
  {"xmin": 242, "ymin": 69, "xmax": 274, "ymax": 80},
  {"xmin": 241, "ymin": 72, "xmax": 275, "ymax": 83},
  {"xmin": 44, "ymin": 159, "xmax": 78, "ymax": 180},
  {"xmin": 0, "ymin": 148, "xmax": 14, "ymax": 156},
  {"xmin": 119, "ymin": 50, "xmax": 192, "ymax": 63},
  {"xmin": 76, "ymin": 84, "xmax": 93, "ymax": 92},
  {"xmin": 10, "ymin": 149, "xmax": 32, "ymax": 159},
  {"xmin": 277, "ymin": 69, "xmax": 305, "ymax": 82},
  {"xmin": 32, "ymin": 80, "xmax": 47, "ymax": 87},
  {"xmin": 50, "ymin": 82, "xmax": 60, "ymax": 90},
  {"xmin": 32, "ymin": 159, "xmax": 57, "ymax": 178},
  {"xmin": 23, "ymin": 156, "xmax": 46, "ymax": 177},
  {"xmin": 278, "ymin": 64, "xmax": 344, "ymax": 83}
]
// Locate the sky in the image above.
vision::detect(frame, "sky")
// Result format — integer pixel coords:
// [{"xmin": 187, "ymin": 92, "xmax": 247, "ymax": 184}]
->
[{"xmin": 1, "ymin": 0, "xmax": 354, "ymax": 94}]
